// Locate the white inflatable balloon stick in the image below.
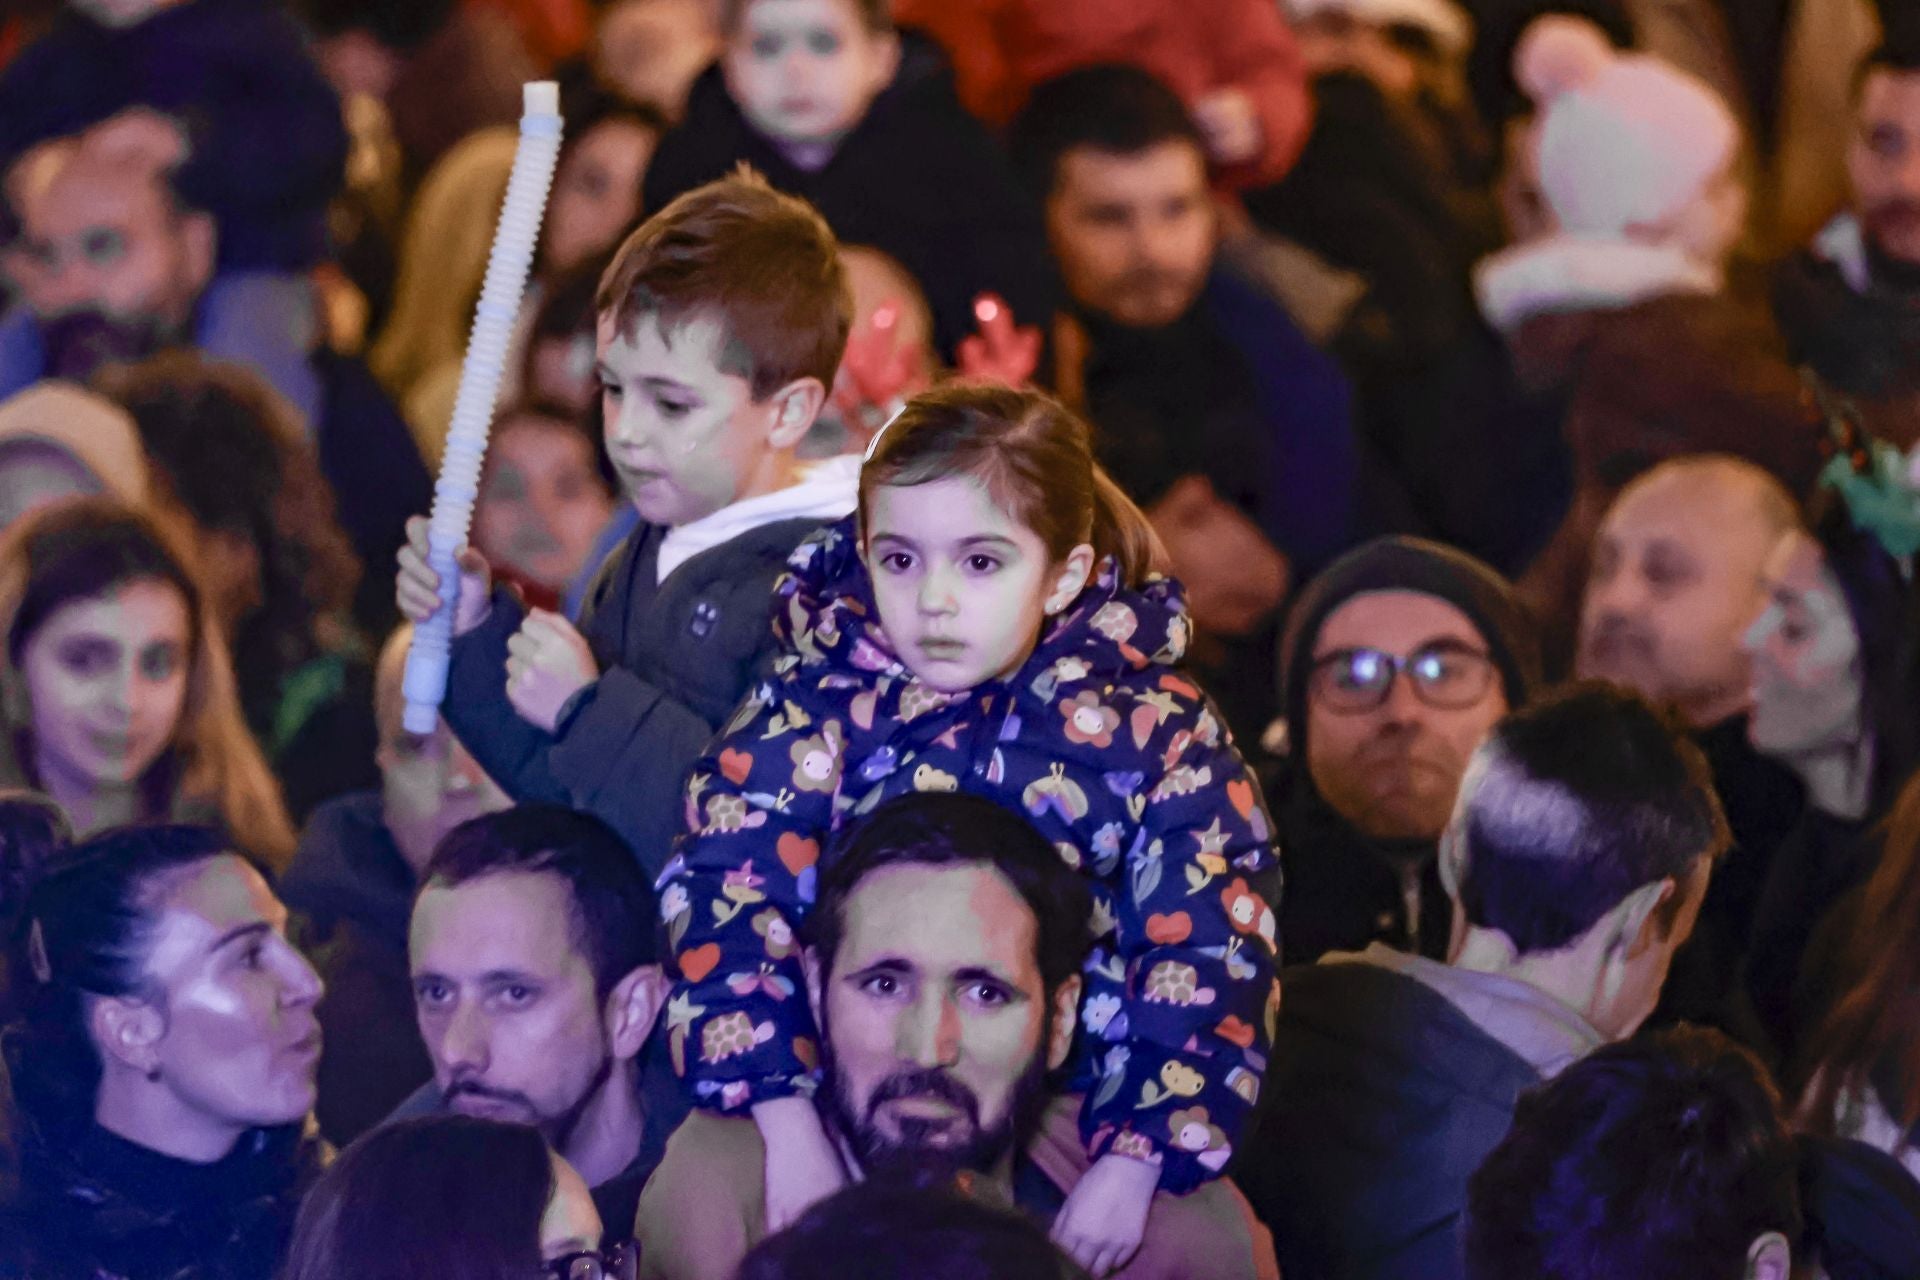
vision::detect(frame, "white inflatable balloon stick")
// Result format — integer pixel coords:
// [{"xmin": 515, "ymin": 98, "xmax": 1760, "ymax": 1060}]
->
[{"xmin": 402, "ymin": 82, "xmax": 564, "ymax": 735}]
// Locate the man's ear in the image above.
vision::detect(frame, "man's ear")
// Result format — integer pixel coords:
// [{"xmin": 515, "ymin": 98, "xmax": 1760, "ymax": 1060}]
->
[
  {"xmin": 1609, "ymin": 877, "xmax": 1678, "ymax": 962},
  {"xmin": 606, "ymin": 964, "xmax": 669, "ymax": 1060},
  {"xmin": 90, "ymin": 994, "xmax": 165, "ymax": 1077},
  {"xmin": 178, "ymin": 209, "xmax": 216, "ymax": 300},
  {"xmin": 1045, "ymin": 544, "xmax": 1096, "ymax": 616},
  {"xmin": 802, "ymin": 946, "xmax": 824, "ymax": 1021},
  {"xmin": 1047, "ymin": 976, "xmax": 1082, "ymax": 1072},
  {"xmin": 765, "ymin": 377, "xmax": 827, "ymax": 450},
  {"xmin": 1744, "ymin": 1230, "xmax": 1791, "ymax": 1280}
]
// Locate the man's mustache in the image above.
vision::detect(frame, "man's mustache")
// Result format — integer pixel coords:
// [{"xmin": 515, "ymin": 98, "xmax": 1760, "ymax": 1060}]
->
[
  {"xmin": 865, "ymin": 1068, "xmax": 982, "ymax": 1130},
  {"xmin": 445, "ymin": 1079, "xmax": 537, "ymax": 1111}
]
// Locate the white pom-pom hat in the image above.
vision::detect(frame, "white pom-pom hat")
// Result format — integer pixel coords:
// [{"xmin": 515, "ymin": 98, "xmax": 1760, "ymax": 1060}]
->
[{"xmin": 1516, "ymin": 16, "xmax": 1740, "ymax": 239}]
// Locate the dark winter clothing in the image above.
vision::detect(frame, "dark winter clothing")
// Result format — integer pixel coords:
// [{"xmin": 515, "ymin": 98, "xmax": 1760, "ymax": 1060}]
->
[
  {"xmin": 244, "ymin": 648, "xmax": 379, "ymax": 827},
  {"xmin": 642, "ymin": 36, "xmax": 1059, "ymax": 361},
  {"xmin": 1269, "ymin": 764, "xmax": 1452, "ymax": 968},
  {"xmin": 0, "ymin": 1118, "xmax": 324, "ymax": 1280},
  {"xmin": 665, "ymin": 517, "xmax": 1281, "ymax": 1192},
  {"xmin": 0, "ymin": 0, "xmax": 346, "ymax": 272},
  {"xmin": 1774, "ymin": 216, "xmax": 1920, "ymax": 451},
  {"xmin": 1798, "ymin": 1135, "xmax": 1920, "ymax": 1280},
  {"xmin": 1747, "ymin": 807, "xmax": 1879, "ymax": 1064},
  {"xmin": 1079, "ymin": 267, "xmax": 1362, "ymax": 575},
  {"xmin": 1238, "ymin": 947, "xmax": 1603, "ymax": 1280},
  {"xmin": 281, "ymin": 791, "xmax": 431, "ymax": 1146},
  {"xmin": 445, "ymin": 516, "xmax": 834, "ymax": 877},
  {"xmin": 386, "ymin": 1058, "xmax": 688, "ymax": 1238},
  {"xmin": 1651, "ymin": 715, "xmax": 1805, "ymax": 1044}
]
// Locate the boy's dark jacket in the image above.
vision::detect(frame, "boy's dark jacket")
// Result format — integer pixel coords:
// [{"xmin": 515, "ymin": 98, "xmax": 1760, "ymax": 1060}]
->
[
  {"xmin": 643, "ymin": 34, "xmax": 1060, "ymax": 360},
  {"xmin": 445, "ymin": 516, "xmax": 827, "ymax": 877},
  {"xmin": 1236, "ymin": 960, "xmax": 1540, "ymax": 1280},
  {"xmin": 663, "ymin": 517, "xmax": 1281, "ymax": 1192},
  {"xmin": 0, "ymin": 0, "xmax": 347, "ymax": 271}
]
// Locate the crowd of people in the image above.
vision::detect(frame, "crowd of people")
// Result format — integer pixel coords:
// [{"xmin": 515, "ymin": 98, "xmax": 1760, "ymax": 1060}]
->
[{"xmin": 0, "ymin": 0, "xmax": 1915, "ymax": 1276}]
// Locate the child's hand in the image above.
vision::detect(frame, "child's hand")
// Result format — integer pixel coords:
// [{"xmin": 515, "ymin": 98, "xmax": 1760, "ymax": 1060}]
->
[
  {"xmin": 1193, "ymin": 88, "xmax": 1263, "ymax": 168},
  {"xmin": 754, "ymin": 1097, "xmax": 848, "ymax": 1232},
  {"xmin": 505, "ymin": 609, "xmax": 599, "ymax": 733},
  {"xmin": 396, "ymin": 516, "xmax": 492, "ymax": 637},
  {"xmin": 1051, "ymin": 1152, "xmax": 1158, "ymax": 1276}
]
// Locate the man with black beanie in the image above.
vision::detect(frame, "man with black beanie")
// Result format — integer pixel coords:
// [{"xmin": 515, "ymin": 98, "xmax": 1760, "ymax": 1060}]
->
[{"xmin": 1269, "ymin": 536, "xmax": 1542, "ymax": 967}]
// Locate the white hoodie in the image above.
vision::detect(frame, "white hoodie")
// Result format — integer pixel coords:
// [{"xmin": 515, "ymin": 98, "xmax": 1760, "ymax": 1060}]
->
[{"xmin": 655, "ymin": 453, "xmax": 862, "ymax": 585}]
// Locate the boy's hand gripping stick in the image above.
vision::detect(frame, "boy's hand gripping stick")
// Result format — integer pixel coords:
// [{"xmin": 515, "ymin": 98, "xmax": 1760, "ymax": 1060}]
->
[{"xmin": 402, "ymin": 82, "xmax": 563, "ymax": 735}]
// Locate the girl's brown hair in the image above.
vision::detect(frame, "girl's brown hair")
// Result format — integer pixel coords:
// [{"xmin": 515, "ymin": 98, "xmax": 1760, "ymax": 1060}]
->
[
  {"xmin": 1799, "ymin": 771, "xmax": 1920, "ymax": 1134},
  {"xmin": 858, "ymin": 383, "xmax": 1164, "ymax": 588},
  {"xmin": 0, "ymin": 500, "xmax": 296, "ymax": 869}
]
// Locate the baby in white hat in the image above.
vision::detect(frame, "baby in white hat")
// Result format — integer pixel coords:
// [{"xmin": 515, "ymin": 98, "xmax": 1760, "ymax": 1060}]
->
[{"xmin": 1477, "ymin": 17, "xmax": 1748, "ymax": 334}]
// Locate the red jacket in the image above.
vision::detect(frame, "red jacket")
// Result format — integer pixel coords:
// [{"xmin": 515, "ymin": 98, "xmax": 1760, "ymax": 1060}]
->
[{"xmin": 895, "ymin": 0, "xmax": 1312, "ymax": 188}]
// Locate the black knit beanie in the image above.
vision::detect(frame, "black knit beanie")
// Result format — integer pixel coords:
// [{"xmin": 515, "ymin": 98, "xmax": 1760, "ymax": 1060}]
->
[{"xmin": 1279, "ymin": 537, "xmax": 1544, "ymax": 761}]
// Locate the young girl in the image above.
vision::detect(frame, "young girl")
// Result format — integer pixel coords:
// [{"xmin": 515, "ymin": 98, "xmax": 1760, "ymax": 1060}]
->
[
  {"xmin": 0, "ymin": 499, "xmax": 295, "ymax": 866},
  {"xmin": 663, "ymin": 383, "xmax": 1281, "ymax": 1270}
]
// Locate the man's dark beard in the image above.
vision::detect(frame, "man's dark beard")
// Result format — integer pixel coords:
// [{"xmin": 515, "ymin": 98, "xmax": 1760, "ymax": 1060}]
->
[
  {"xmin": 817, "ymin": 1008, "xmax": 1055, "ymax": 1185},
  {"xmin": 41, "ymin": 309, "xmax": 182, "ymax": 382},
  {"xmin": 445, "ymin": 1047, "xmax": 615, "ymax": 1152}
]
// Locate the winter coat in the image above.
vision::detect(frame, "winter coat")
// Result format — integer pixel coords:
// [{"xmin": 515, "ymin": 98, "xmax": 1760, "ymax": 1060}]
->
[
  {"xmin": 1267, "ymin": 764, "xmax": 1452, "ymax": 969},
  {"xmin": 281, "ymin": 792, "xmax": 432, "ymax": 1147},
  {"xmin": 0, "ymin": 0, "xmax": 346, "ymax": 272},
  {"xmin": 893, "ymin": 0, "xmax": 1312, "ymax": 189},
  {"xmin": 1075, "ymin": 268, "xmax": 1363, "ymax": 576},
  {"xmin": 446, "ymin": 516, "xmax": 833, "ymax": 877},
  {"xmin": 1774, "ymin": 215, "xmax": 1920, "ymax": 452},
  {"xmin": 1238, "ymin": 948, "xmax": 1599, "ymax": 1280},
  {"xmin": 643, "ymin": 37, "xmax": 1059, "ymax": 361},
  {"xmin": 0, "ymin": 1119, "xmax": 324, "ymax": 1280},
  {"xmin": 663, "ymin": 517, "xmax": 1282, "ymax": 1192}
]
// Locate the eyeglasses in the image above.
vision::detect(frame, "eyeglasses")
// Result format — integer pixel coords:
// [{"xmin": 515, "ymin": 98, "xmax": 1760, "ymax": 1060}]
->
[
  {"xmin": 545, "ymin": 1241, "xmax": 637, "ymax": 1280},
  {"xmin": 1308, "ymin": 641, "xmax": 1497, "ymax": 714}
]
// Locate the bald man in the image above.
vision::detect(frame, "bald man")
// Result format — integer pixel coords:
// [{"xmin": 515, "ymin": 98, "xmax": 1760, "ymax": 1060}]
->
[
  {"xmin": 280, "ymin": 626, "xmax": 509, "ymax": 1144},
  {"xmin": 1575, "ymin": 457, "xmax": 1808, "ymax": 1038}
]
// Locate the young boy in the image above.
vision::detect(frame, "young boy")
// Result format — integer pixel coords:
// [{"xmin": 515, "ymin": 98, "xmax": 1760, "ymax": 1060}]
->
[
  {"xmin": 395, "ymin": 171, "xmax": 858, "ymax": 876},
  {"xmin": 642, "ymin": 0, "xmax": 1057, "ymax": 360}
]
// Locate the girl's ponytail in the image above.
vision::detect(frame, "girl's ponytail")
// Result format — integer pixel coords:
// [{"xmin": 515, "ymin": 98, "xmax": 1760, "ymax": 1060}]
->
[{"xmin": 1090, "ymin": 465, "xmax": 1168, "ymax": 589}]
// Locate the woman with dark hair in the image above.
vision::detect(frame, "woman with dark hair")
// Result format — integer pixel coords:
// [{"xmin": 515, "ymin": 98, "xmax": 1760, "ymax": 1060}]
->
[
  {"xmin": 1741, "ymin": 431, "xmax": 1920, "ymax": 1059},
  {"xmin": 0, "ymin": 823, "xmax": 325, "ymax": 1280},
  {"xmin": 1798, "ymin": 775, "xmax": 1920, "ymax": 1191},
  {"xmin": 284, "ymin": 1114, "xmax": 624, "ymax": 1280},
  {"xmin": 0, "ymin": 498, "xmax": 296, "ymax": 865},
  {"xmin": 97, "ymin": 353, "xmax": 380, "ymax": 824}
]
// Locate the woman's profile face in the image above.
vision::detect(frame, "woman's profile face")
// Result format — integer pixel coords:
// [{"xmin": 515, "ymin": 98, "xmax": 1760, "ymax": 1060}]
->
[
  {"xmin": 540, "ymin": 1151, "xmax": 605, "ymax": 1262},
  {"xmin": 1744, "ymin": 531, "xmax": 1864, "ymax": 758},
  {"xmin": 19, "ymin": 577, "xmax": 190, "ymax": 794},
  {"xmin": 136, "ymin": 854, "xmax": 324, "ymax": 1132}
]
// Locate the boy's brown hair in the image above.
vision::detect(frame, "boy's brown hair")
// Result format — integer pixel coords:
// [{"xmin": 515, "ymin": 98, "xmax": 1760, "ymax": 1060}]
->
[
  {"xmin": 718, "ymin": 0, "xmax": 891, "ymax": 36},
  {"xmin": 596, "ymin": 168, "xmax": 852, "ymax": 400}
]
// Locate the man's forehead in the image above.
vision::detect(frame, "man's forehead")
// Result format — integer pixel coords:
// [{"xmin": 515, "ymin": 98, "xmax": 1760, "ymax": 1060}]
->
[
  {"xmin": 1316, "ymin": 589, "xmax": 1486, "ymax": 654},
  {"xmin": 30, "ymin": 161, "xmax": 166, "ymax": 234},
  {"xmin": 411, "ymin": 871, "xmax": 584, "ymax": 971},
  {"xmin": 1055, "ymin": 141, "xmax": 1208, "ymax": 202},
  {"xmin": 1860, "ymin": 67, "xmax": 1920, "ymax": 123},
  {"xmin": 1603, "ymin": 475, "xmax": 1771, "ymax": 555},
  {"xmin": 835, "ymin": 862, "xmax": 1041, "ymax": 979}
]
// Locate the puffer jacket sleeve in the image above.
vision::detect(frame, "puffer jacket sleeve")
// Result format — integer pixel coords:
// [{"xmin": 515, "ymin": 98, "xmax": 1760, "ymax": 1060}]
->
[
  {"xmin": 658, "ymin": 669, "xmax": 849, "ymax": 1112},
  {"xmin": 1082, "ymin": 680, "xmax": 1283, "ymax": 1193}
]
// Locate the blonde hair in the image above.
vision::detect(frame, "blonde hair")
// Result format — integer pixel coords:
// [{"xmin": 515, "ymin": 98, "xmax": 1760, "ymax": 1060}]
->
[{"xmin": 0, "ymin": 500, "xmax": 295, "ymax": 869}]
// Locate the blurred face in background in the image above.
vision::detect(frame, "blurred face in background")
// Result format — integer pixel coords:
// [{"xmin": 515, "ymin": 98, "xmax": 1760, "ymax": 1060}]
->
[
  {"xmin": 597, "ymin": 0, "xmax": 721, "ymax": 116},
  {"xmin": 474, "ymin": 412, "xmax": 616, "ymax": 595},
  {"xmin": 18, "ymin": 578, "xmax": 190, "ymax": 798},
  {"xmin": 1045, "ymin": 140, "xmax": 1217, "ymax": 329},
  {"xmin": 543, "ymin": 118, "xmax": 659, "ymax": 278},
  {"xmin": 1743, "ymin": 530, "xmax": 1864, "ymax": 760},
  {"xmin": 723, "ymin": 0, "xmax": 898, "ymax": 151},
  {"xmin": 1850, "ymin": 67, "xmax": 1920, "ymax": 266}
]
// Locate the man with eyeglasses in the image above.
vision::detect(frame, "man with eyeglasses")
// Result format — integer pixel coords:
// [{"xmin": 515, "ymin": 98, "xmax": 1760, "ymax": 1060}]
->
[
  {"xmin": 1268, "ymin": 537, "xmax": 1541, "ymax": 967},
  {"xmin": 1240, "ymin": 683, "xmax": 1728, "ymax": 1280}
]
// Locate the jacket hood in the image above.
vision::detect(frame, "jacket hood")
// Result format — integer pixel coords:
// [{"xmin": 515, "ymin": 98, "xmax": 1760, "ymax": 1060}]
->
[{"xmin": 772, "ymin": 516, "xmax": 1192, "ymax": 689}]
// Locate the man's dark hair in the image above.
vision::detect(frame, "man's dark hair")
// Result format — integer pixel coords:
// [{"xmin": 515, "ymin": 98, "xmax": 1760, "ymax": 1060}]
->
[
  {"xmin": 1465, "ymin": 1027, "xmax": 1802, "ymax": 1280},
  {"xmin": 1007, "ymin": 64, "xmax": 1208, "ymax": 200},
  {"xmin": 807, "ymin": 793, "xmax": 1092, "ymax": 996},
  {"xmin": 1855, "ymin": 30, "xmax": 1920, "ymax": 97},
  {"xmin": 1454, "ymin": 682, "xmax": 1728, "ymax": 955},
  {"xmin": 737, "ymin": 1180, "xmax": 1087, "ymax": 1280},
  {"xmin": 423, "ymin": 805, "xmax": 657, "ymax": 995},
  {"xmin": 295, "ymin": 0, "xmax": 458, "ymax": 50}
]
